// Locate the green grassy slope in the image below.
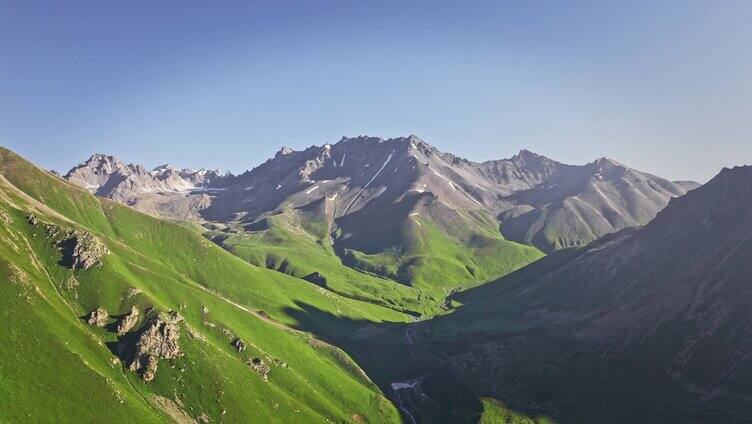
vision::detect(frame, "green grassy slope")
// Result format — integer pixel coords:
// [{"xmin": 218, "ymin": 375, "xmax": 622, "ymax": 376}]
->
[
  {"xmin": 476, "ymin": 398, "xmax": 553, "ymax": 424},
  {"xmin": 336, "ymin": 208, "xmax": 544, "ymax": 304},
  {"xmin": 210, "ymin": 198, "xmax": 543, "ymax": 317},
  {"xmin": 209, "ymin": 210, "xmax": 444, "ymax": 317},
  {"xmin": 0, "ymin": 147, "xmax": 404, "ymax": 423}
]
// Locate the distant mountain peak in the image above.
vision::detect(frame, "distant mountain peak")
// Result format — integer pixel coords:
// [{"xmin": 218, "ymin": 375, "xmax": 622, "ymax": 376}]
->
[
  {"xmin": 87, "ymin": 153, "xmax": 119, "ymax": 161},
  {"xmin": 508, "ymin": 148, "xmax": 554, "ymax": 165},
  {"xmin": 151, "ymin": 164, "xmax": 173, "ymax": 175},
  {"xmin": 516, "ymin": 148, "xmax": 538, "ymax": 157},
  {"xmin": 592, "ymin": 156, "xmax": 622, "ymax": 167},
  {"xmin": 79, "ymin": 153, "xmax": 124, "ymax": 168},
  {"xmin": 405, "ymin": 134, "xmax": 423, "ymax": 144},
  {"xmin": 64, "ymin": 152, "xmax": 226, "ymax": 211},
  {"xmin": 66, "ymin": 153, "xmax": 130, "ymax": 181},
  {"xmin": 274, "ymin": 146, "xmax": 295, "ymax": 158}
]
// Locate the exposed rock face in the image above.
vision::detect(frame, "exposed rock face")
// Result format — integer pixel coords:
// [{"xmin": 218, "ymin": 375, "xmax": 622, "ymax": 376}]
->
[
  {"xmin": 26, "ymin": 215, "xmax": 109, "ymax": 269},
  {"xmin": 65, "ymin": 154, "xmax": 227, "ymax": 196},
  {"xmin": 87, "ymin": 308, "xmax": 108, "ymax": 327},
  {"xmin": 66, "ymin": 231, "xmax": 109, "ymax": 269},
  {"xmin": 65, "ymin": 154, "xmax": 136, "ymax": 191},
  {"xmin": 64, "ymin": 154, "xmax": 230, "ymax": 220},
  {"xmin": 116, "ymin": 306, "xmax": 139, "ymax": 336},
  {"xmin": 247, "ymin": 357, "xmax": 270, "ymax": 381},
  {"xmin": 129, "ymin": 311, "xmax": 183, "ymax": 382}
]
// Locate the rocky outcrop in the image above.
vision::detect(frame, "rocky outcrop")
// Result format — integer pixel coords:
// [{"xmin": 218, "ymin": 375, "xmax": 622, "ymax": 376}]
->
[
  {"xmin": 87, "ymin": 308, "xmax": 109, "ymax": 327},
  {"xmin": 65, "ymin": 275, "xmax": 79, "ymax": 291},
  {"xmin": 26, "ymin": 215, "xmax": 109, "ymax": 269},
  {"xmin": 66, "ymin": 231, "xmax": 109, "ymax": 269},
  {"xmin": 129, "ymin": 311, "xmax": 183, "ymax": 382},
  {"xmin": 247, "ymin": 357, "xmax": 270, "ymax": 381},
  {"xmin": 116, "ymin": 306, "xmax": 139, "ymax": 335}
]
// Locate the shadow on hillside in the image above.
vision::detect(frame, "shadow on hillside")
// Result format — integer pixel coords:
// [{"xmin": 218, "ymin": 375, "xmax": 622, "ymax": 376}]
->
[
  {"xmin": 280, "ymin": 297, "xmax": 716, "ymax": 424},
  {"xmin": 105, "ymin": 331, "xmax": 140, "ymax": 365},
  {"xmin": 77, "ymin": 312, "xmax": 141, "ymax": 364},
  {"xmin": 280, "ymin": 300, "xmax": 558, "ymax": 423},
  {"xmin": 56, "ymin": 237, "xmax": 77, "ymax": 268}
]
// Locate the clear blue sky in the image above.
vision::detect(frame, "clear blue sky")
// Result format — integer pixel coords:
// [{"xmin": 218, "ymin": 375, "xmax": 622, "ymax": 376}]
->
[{"xmin": 1, "ymin": 1, "xmax": 750, "ymax": 182}]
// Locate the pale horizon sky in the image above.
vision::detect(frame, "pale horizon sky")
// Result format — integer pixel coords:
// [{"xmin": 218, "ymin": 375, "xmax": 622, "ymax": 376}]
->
[{"xmin": 2, "ymin": 1, "xmax": 751, "ymax": 183}]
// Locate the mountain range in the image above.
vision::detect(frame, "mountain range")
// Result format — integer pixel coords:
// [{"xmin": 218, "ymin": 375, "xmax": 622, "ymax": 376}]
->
[
  {"xmin": 62, "ymin": 136, "xmax": 698, "ymax": 307},
  {"xmin": 3, "ymin": 139, "xmax": 748, "ymax": 423},
  {"xmin": 66, "ymin": 136, "xmax": 698, "ymax": 253}
]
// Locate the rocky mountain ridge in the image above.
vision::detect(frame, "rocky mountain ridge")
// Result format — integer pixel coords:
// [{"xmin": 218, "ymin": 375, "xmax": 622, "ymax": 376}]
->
[
  {"xmin": 65, "ymin": 153, "xmax": 228, "ymax": 196},
  {"xmin": 65, "ymin": 154, "xmax": 231, "ymax": 219},
  {"xmin": 66, "ymin": 136, "xmax": 699, "ymax": 252}
]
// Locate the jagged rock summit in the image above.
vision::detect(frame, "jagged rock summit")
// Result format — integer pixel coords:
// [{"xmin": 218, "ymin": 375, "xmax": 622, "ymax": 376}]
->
[
  {"xmin": 65, "ymin": 153, "xmax": 227, "ymax": 197},
  {"xmin": 65, "ymin": 153, "xmax": 230, "ymax": 220}
]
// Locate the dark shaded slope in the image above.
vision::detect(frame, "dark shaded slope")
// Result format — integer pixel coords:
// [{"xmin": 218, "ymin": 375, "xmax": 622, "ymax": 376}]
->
[{"xmin": 403, "ymin": 166, "xmax": 752, "ymax": 422}]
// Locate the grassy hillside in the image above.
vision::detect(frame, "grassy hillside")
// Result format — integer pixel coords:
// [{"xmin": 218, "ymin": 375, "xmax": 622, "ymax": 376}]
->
[
  {"xmin": 476, "ymin": 398, "xmax": 553, "ymax": 424},
  {"xmin": 0, "ymin": 147, "xmax": 404, "ymax": 423},
  {"xmin": 207, "ymin": 209, "xmax": 443, "ymax": 317},
  {"xmin": 209, "ymin": 197, "xmax": 543, "ymax": 317},
  {"xmin": 339, "ymin": 217, "xmax": 542, "ymax": 292}
]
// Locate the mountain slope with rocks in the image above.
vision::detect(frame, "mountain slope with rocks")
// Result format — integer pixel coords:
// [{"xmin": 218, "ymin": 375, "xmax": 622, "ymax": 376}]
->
[
  {"xmin": 496, "ymin": 154, "xmax": 699, "ymax": 251},
  {"xmin": 0, "ymin": 147, "xmax": 405, "ymax": 423}
]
